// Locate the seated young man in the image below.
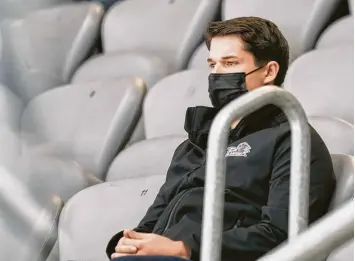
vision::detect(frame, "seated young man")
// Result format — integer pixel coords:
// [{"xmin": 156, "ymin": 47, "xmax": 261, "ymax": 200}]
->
[{"xmin": 106, "ymin": 17, "xmax": 336, "ymax": 261}]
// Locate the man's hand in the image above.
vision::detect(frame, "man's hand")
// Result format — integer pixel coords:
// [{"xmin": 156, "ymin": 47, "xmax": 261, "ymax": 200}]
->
[{"xmin": 111, "ymin": 230, "xmax": 191, "ymax": 260}]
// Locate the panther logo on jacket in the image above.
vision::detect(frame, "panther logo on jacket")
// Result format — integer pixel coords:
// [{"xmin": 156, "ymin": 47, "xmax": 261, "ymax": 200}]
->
[{"xmin": 226, "ymin": 142, "xmax": 251, "ymax": 157}]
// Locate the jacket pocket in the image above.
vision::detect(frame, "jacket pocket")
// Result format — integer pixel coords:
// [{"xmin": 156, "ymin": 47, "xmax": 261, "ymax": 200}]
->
[{"xmin": 160, "ymin": 189, "xmax": 191, "ymax": 234}]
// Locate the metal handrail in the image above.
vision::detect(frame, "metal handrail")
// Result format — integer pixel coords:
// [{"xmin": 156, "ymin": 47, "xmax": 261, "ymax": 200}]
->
[
  {"xmin": 200, "ymin": 86, "xmax": 311, "ymax": 261},
  {"xmin": 257, "ymin": 200, "xmax": 354, "ymax": 261}
]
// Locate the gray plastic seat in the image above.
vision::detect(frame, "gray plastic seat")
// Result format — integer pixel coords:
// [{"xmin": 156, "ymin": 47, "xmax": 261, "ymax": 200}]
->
[
  {"xmin": 72, "ymin": 52, "xmax": 170, "ymax": 89},
  {"xmin": 144, "ymin": 70, "xmax": 211, "ymax": 139},
  {"xmin": 0, "ymin": 2, "xmax": 104, "ymax": 102},
  {"xmin": 188, "ymin": 43, "xmax": 210, "ymax": 72},
  {"xmin": 223, "ymin": 0, "xmax": 344, "ymax": 61},
  {"xmin": 316, "ymin": 16, "xmax": 354, "ymax": 49},
  {"xmin": 0, "ymin": 165, "xmax": 63, "ymax": 261},
  {"xmin": 308, "ymin": 116, "xmax": 354, "ymax": 155},
  {"xmin": 18, "ymin": 78, "xmax": 146, "ymax": 201},
  {"xmin": 103, "ymin": 0, "xmax": 220, "ymax": 71},
  {"xmin": 58, "ymin": 136, "xmax": 185, "ymax": 261},
  {"xmin": 0, "ymin": 0, "xmax": 71, "ymax": 20},
  {"xmin": 71, "ymin": 0, "xmax": 220, "ymax": 87},
  {"xmin": 283, "ymin": 46, "xmax": 354, "ymax": 124}
]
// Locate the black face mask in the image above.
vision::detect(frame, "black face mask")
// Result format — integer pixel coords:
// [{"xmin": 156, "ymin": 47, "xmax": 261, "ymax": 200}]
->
[{"xmin": 208, "ymin": 67, "xmax": 262, "ymax": 109}]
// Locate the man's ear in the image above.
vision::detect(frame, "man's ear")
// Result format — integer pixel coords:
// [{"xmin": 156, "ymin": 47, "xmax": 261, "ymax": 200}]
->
[{"xmin": 263, "ymin": 61, "xmax": 280, "ymax": 85}]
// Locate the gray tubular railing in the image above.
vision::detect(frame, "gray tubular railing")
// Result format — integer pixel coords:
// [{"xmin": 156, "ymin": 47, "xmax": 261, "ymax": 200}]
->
[
  {"xmin": 257, "ymin": 200, "xmax": 354, "ymax": 261},
  {"xmin": 200, "ymin": 86, "xmax": 311, "ymax": 261}
]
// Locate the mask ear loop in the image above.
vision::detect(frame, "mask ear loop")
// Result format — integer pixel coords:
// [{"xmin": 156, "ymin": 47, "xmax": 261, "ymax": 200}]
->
[{"xmin": 246, "ymin": 64, "xmax": 266, "ymax": 76}]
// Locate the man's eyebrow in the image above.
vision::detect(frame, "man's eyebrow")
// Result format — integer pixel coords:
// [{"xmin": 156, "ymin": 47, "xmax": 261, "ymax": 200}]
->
[{"xmin": 207, "ymin": 55, "xmax": 242, "ymax": 63}]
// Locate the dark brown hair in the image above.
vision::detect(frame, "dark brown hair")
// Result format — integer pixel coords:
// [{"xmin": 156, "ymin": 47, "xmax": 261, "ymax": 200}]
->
[{"xmin": 205, "ymin": 17, "xmax": 289, "ymax": 86}]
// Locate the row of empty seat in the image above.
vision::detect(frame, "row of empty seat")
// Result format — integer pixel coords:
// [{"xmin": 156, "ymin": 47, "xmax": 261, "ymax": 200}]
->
[{"xmin": 0, "ymin": 0, "xmax": 353, "ymax": 102}]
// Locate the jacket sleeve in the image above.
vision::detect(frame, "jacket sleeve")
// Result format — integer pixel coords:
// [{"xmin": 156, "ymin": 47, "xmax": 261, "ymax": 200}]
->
[
  {"xmin": 166, "ymin": 130, "xmax": 335, "ymax": 261},
  {"xmin": 106, "ymin": 140, "xmax": 190, "ymax": 258}
]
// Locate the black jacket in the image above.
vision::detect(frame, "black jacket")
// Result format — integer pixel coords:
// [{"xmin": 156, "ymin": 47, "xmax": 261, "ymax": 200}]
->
[{"xmin": 107, "ymin": 105, "xmax": 335, "ymax": 261}]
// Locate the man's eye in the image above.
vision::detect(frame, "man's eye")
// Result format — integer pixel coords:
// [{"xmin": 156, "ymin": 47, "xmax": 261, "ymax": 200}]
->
[
  {"xmin": 209, "ymin": 63, "xmax": 215, "ymax": 68},
  {"xmin": 225, "ymin": 61, "xmax": 238, "ymax": 66}
]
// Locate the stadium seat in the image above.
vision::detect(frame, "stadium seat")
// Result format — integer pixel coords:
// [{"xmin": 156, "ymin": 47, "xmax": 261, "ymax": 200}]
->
[
  {"xmin": 223, "ymin": 0, "xmax": 344, "ymax": 60},
  {"xmin": 308, "ymin": 116, "xmax": 354, "ymax": 155},
  {"xmin": 0, "ymin": 0, "xmax": 71, "ymax": 20},
  {"xmin": 71, "ymin": 0, "xmax": 220, "ymax": 88},
  {"xmin": 316, "ymin": 15, "xmax": 354, "ymax": 49},
  {"xmin": 14, "ymin": 152, "xmax": 101, "ymax": 203},
  {"xmin": 0, "ymin": 84, "xmax": 24, "ymax": 170},
  {"xmin": 103, "ymin": 0, "xmax": 220, "ymax": 71},
  {"xmin": 283, "ymin": 46, "xmax": 354, "ymax": 124},
  {"xmin": 0, "ymin": 165, "xmax": 63, "ymax": 261},
  {"xmin": 0, "ymin": 2, "xmax": 104, "ymax": 102},
  {"xmin": 58, "ymin": 136, "xmax": 185, "ymax": 261},
  {"xmin": 188, "ymin": 43, "xmax": 210, "ymax": 72},
  {"xmin": 18, "ymin": 78, "xmax": 146, "ymax": 201},
  {"xmin": 72, "ymin": 52, "xmax": 170, "ymax": 89},
  {"xmin": 144, "ymin": 70, "xmax": 211, "ymax": 139}
]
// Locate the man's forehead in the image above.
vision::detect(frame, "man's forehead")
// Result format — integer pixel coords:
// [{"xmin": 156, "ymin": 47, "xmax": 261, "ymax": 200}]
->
[{"xmin": 208, "ymin": 36, "xmax": 246, "ymax": 60}]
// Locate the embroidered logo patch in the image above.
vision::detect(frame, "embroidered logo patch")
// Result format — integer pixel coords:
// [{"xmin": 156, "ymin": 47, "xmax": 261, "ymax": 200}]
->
[{"xmin": 226, "ymin": 142, "xmax": 251, "ymax": 157}]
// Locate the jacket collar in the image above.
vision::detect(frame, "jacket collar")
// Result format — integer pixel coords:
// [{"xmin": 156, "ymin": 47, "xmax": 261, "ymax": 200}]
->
[{"xmin": 184, "ymin": 105, "xmax": 287, "ymax": 148}]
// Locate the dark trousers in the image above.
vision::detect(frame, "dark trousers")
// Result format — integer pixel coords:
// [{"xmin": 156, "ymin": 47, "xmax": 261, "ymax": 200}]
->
[{"xmin": 113, "ymin": 256, "xmax": 191, "ymax": 261}]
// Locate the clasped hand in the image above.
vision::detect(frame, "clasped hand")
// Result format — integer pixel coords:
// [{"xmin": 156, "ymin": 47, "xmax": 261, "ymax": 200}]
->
[{"xmin": 111, "ymin": 229, "xmax": 191, "ymax": 260}]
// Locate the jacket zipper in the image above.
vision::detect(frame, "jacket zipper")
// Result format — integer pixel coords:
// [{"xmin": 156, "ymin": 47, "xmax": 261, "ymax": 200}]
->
[
  {"xmin": 161, "ymin": 121, "xmax": 207, "ymax": 235},
  {"xmin": 161, "ymin": 189, "xmax": 190, "ymax": 234},
  {"xmin": 234, "ymin": 219, "xmax": 241, "ymax": 228},
  {"xmin": 233, "ymin": 215, "xmax": 244, "ymax": 228}
]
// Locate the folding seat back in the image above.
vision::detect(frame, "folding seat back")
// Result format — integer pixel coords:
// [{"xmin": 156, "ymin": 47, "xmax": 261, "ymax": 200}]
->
[
  {"xmin": 0, "ymin": 2, "xmax": 104, "ymax": 102},
  {"xmin": 316, "ymin": 4, "xmax": 354, "ymax": 50},
  {"xmin": 102, "ymin": 0, "xmax": 221, "ymax": 71},
  {"xmin": 144, "ymin": 70, "xmax": 211, "ymax": 139},
  {"xmin": 328, "ymin": 154, "xmax": 354, "ymax": 210},
  {"xmin": 223, "ymin": 0, "xmax": 343, "ymax": 60},
  {"xmin": 20, "ymin": 78, "xmax": 146, "ymax": 182},
  {"xmin": 308, "ymin": 116, "xmax": 354, "ymax": 155},
  {"xmin": 284, "ymin": 46, "xmax": 354, "ymax": 124},
  {"xmin": 0, "ymin": 165, "xmax": 63, "ymax": 261},
  {"xmin": 58, "ymin": 136, "xmax": 185, "ymax": 261},
  {"xmin": 72, "ymin": 52, "xmax": 171, "ymax": 89}
]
